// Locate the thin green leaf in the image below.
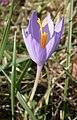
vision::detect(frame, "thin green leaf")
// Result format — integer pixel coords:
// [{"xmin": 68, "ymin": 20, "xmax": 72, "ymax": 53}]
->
[
  {"xmin": 63, "ymin": 68, "xmax": 77, "ymax": 84},
  {"xmin": 63, "ymin": 0, "xmax": 74, "ymax": 119},
  {"xmin": 11, "ymin": 32, "xmax": 16, "ymax": 120},
  {"xmin": 16, "ymin": 59, "xmax": 32, "ymax": 87},
  {"xmin": 0, "ymin": 0, "xmax": 15, "ymax": 63},
  {"xmin": 0, "ymin": 57, "xmax": 30, "ymax": 72},
  {"xmin": 0, "ymin": 67, "xmax": 11, "ymax": 83},
  {"xmin": 16, "ymin": 91, "xmax": 38, "ymax": 120}
]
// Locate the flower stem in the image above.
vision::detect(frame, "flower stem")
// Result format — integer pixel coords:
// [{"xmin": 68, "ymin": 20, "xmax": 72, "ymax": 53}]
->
[
  {"xmin": 29, "ymin": 65, "xmax": 43, "ymax": 104},
  {"xmin": 62, "ymin": 0, "xmax": 73, "ymax": 119}
]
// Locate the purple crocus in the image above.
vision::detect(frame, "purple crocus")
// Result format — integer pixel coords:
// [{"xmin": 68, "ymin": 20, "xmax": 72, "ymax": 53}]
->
[
  {"xmin": 0, "ymin": 0, "xmax": 9, "ymax": 6},
  {"xmin": 22, "ymin": 11, "xmax": 64, "ymax": 102},
  {"xmin": 22, "ymin": 11, "xmax": 64, "ymax": 67}
]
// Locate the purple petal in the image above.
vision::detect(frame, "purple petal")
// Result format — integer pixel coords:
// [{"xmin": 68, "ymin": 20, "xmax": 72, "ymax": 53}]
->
[
  {"xmin": 43, "ymin": 13, "xmax": 54, "ymax": 39},
  {"xmin": 46, "ymin": 17, "xmax": 64, "ymax": 59},
  {"xmin": 0, "ymin": 0, "xmax": 9, "ymax": 6},
  {"xmin": 46, "ymin": 33, "xmax": 56, "ymax": 60},
  {"xmin": 42, "ymin": 24, "xmax": 50, "ymax": 44},
  {"xmin": 22, "ymin": 28, "xmax": 46, "ymax": 66},
  {"xmin": 33, "ymin": 40, "xmax": 46, "ymax": 66},
  {"xmin": 54, "ymin": 17, "xmax": 64, "ymax": 47},
  {"xmin": 22, "ymin": 28, "xmax": 28, "ymax": 38},
  {"xmin": 28, "ymin": 11, "xmax": 41, "ymax": 43},
  {"xmin": 55, "ymin": 17, "xmax": 64, "ymax": 33},
  {"xmin": 22, "ymin": 28, "xmax": 37, "ymax": 63},
  {"xmin": 46, "ymin": 17, "xmax": 64, "ymax": 60}
]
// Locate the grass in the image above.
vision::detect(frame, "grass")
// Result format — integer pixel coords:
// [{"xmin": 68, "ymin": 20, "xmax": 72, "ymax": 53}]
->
[
  {"xmin": 63, "ymin": 0, "xmax": 74, "ymax": 119},
  {"xmin": 0, "ymin": 0, "xmax": 15, "ymax": 63},
  {"xmin": 11, "ymin": 31, "xmax": 16, "ymax": 120},
  {"xmin": 0, "ymin": 0, "xmax": 77, "ymax": 120}
]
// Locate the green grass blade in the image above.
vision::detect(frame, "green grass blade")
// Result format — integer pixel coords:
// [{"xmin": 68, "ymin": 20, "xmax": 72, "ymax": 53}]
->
[
  {"xmin": 0, "ymin": 67, "xmax": 11, "ymax": 83},
  {"xmin": 52, "ymin": 55, "xmax": 77, "ymax": 85},
  {"xmin": 11, "ymin": 32, "xmax": 16, "ymax": 120},
  {"xmin": 16, "ymin": 59, "xmax": 32, "ymax": 87},
  {"xmin": 0, "ymin": 57, "xmax": 30, "ymax": 72},
  {"xmin": 64, "ymin": 68, "xmax": 77, "ymax": 84},
  {"xmin": 0, "ymin": 0, "xmax": 15, "ymax": 63},
  {"xmin": 16, "ymin": 91, "xmax": 38, "ymax": 120},
  {"xmin": 4, "ymin": 50, "xmax": 11, "ymax": 61},
  {"xmin": 63, "ymin": 0, "xmax": 74, "ymax": 119}
]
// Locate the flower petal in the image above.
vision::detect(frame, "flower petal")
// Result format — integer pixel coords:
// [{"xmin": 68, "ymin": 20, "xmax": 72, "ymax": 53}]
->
[
  {"xmin": 22, "ymin": 28, "xmax": 28, "ymax": 38},
  {"xmin": 43, "ymin": 13, "xmax": 54, "ymax": 39},
  {"xmin": 0, "ymin": 0, "xmax": 9, "ymax": 6},
  {"xmin": 54, "ymin": 17, "xmax": 64, "ymax": 47},
  {"xmin": 46, "ymin": 17, "xmax": 64, "ymax": 60},
  {"xmin": 22, "ymin": 28, "xmax": 37, "ymax": 63},
  {"xmin": 32, "ymin": 39, "xmax": 46, "ymax": 66},
  {"xmin": 22, "ymin": 28, "xmax": 46, "ymax": 66},
  {"xmin": 28, "ymin": 11, "xmax": 41, "ymax": 42},
  {"xmin": 42, "ymin": 24, "xmax": 50, "ymax": 44},
  {"xmin": 55, "ymin": 17, "xmax": 64, "ymax": 33},
  {"xmin": 46, "ymin": 33, "xmax": 56, "ymax": 60}
]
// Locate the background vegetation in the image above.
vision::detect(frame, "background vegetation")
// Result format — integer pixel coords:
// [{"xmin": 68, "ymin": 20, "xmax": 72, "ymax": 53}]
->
[{"xmin": 0, "ymin": 0, "xmax": 77, "ymax": 120}]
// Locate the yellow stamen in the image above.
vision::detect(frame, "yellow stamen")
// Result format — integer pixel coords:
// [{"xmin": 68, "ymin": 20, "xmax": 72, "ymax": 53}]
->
[
  {"xmin": 37, "ymin": 18, "xmax": 48, "ymax": 48},
  {"xmin": 37, "ymin": 18, "xmax": 42, "ymax": 34},
  {"xmin": 40, "ymin": 32, "xmax": 48, "ymax": 48}
]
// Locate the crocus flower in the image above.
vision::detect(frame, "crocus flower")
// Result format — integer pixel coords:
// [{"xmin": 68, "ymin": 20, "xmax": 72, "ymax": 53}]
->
[
  {"xmin": 22, "ymin": 11, "xmax": 64, "ymax": 67},
  {"xmin": 0, "ymin": 0, "xmax": 9, "ymax": 6},
  {"xmin": 22, "ymin": 11, "xmax": 64, "ymax": 102}
]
